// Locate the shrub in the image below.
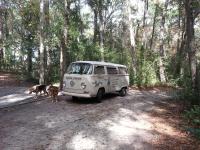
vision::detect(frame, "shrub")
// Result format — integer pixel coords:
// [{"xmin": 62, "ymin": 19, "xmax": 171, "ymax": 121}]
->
[{"xmin": 184, "ymin": 105, "xmax": 200, "ymax": 139}]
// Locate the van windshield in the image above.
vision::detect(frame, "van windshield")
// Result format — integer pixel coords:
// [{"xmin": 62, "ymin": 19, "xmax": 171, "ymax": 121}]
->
[{"xmin": 67, "ymin": 63, "xmax": 93, "ymax": 74}]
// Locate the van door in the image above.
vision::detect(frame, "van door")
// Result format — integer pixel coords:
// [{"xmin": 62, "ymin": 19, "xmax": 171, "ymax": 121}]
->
[
  {"xmin": 93, "ymin": 65, "xmax": 109, "ymax": 93},
  {"xmin": 107, "ymin": 66, "xmax": 120, "ymax": 92},
  {"xmin": 118, "ymin": 67, "xmax": 129, "ymax": 88}
]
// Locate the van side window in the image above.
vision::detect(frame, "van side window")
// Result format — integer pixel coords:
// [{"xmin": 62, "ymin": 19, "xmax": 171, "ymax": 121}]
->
[
  {"xmin": 119, "ymin": 67, "xmax": 127, "ymax": 75},
  {"xmin": 107, "ymin": 67, "xmax": 118, "ymax": 74},
  {"xmin": 94, "ymin": 66, "xmax": 105, "ymax": 74}
]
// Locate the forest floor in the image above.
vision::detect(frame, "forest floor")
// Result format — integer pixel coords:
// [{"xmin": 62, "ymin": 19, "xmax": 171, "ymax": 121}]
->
[
  {"xmin": 0, "ymin": 72, "xmax": 34, "ymax": 108},
  {"xmin": 0, "ymin": 72, "xmax": 199, "ymax": 150}
]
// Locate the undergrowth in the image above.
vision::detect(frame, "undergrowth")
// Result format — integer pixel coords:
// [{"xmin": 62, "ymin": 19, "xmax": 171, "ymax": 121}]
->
[{"xmin": 184, "ymin": 105, "xmax": 200, "ymax": 139}]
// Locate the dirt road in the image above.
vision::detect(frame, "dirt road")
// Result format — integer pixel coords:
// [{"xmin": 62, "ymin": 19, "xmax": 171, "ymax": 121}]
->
[{"xmin": 1, "ymin": 88, "xmax": 191, "ymax": 150}]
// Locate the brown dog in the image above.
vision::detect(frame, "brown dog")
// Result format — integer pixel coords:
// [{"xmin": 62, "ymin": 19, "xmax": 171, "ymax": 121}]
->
[
  {"xmin": 29, "ymin": 84, "xmax": 48, "ymax": 96},
  {"xmin": 47, "ymin": 85, "xmax": 59, "ymax": 102}
]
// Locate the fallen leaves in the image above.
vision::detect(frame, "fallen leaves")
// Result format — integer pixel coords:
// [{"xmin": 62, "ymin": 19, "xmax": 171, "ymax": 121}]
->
[{"xmin": 148, "ymin": 100, "xmax": 200, "ymax": 149}]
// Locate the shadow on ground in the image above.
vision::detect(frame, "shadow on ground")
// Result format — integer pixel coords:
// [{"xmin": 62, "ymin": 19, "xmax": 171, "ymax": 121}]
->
[
  {"xmin": 68, "ymin": 93, "xmax": 119, "ymax": 104},
  {"xmin": 0, "ymin": 88, "xmax": 199, "ymax": 150}
]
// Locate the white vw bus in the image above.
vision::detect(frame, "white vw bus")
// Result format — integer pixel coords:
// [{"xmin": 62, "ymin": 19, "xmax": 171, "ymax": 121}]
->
[{"xmin": 62, "ymin": 61, "xmax": 129, "ymax": 102}]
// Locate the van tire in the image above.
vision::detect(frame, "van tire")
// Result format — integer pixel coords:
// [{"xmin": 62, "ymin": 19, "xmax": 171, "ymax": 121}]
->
[
  {"xmin": 72, "ymin": 96, "xmax": 78, "ymax": 100},
  {"xmin": 119, "ymin": 87, "xmax": 127, "ymax": 97},
  {"xmin": 96, "ymin": 88, "xmax": 104, "ymax": 103}
]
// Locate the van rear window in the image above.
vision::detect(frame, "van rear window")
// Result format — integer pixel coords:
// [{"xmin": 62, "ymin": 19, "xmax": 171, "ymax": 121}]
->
[
  {"xmin": 107, "ymin": 67, "xmax": 118, "ymax": 74},
  {"xmin": 119, "ymin": 67, "xmax": 127, "ymax": 75}
]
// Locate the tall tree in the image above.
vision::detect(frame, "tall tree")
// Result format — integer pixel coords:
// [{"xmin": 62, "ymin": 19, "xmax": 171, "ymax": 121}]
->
[
  {"xmin": 185, "ymin": 0, "xmax": 199, "ymax": 98},
  {"xmin": 150, "ymin": 4, "xmax": 158, "ymax": 50},
  {"xmin": 44, "ymin": 0, "xmax": 50, "ymax": 83},
  {"xmin": 141, "ymin": 0, "xmax": 148, "ymax": 49},
  {"xmin": 21, "ymin": 1, "xmax": 39, "ymax": 78},
  {"xmin": 89, "ymin": 0, "xmax": 99, "ymax": 44},
  {"xmin": 93, "ymin": 7, "xmax": 98, "ymax": 44},
  {"xmin": 127, "ymin": 0, "xmax": 137, "ymax": 76},
  {"xmin": 174, "ymin": 1, "xmax": 185, "ymax": 77},
  {"xmin": 158, "ymin": 0, "xmax": 168, "ymax": 82},
  {"xmin": 0, "ymin": 2, "xmax": 4, "ymax": 69},
  {"xmin": 60, "ymin": 0, "xmax": 70, "ymax": 90},
  {"xmin": 98, "ymin": 0, "xmax": 104, "ymax": 61},
  {"xmin": 39, "ymin": 0, "xmax": 46, "ymax": 84}
]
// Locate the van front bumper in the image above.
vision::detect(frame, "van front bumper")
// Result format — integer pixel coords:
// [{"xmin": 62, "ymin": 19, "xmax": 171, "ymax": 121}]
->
[{"xmin": 62, "ymin": 91, "xmax": 94, "ymax": 98}]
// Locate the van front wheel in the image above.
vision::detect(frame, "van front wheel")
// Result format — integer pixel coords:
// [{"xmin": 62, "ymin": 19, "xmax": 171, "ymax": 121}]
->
[
  {"xmin": 119, "ymin": 87, "xmax": 127, "ymax": 97},
  {"xmin": 96, "ymin": 89, "xmax": 104, "ymax": 103}
]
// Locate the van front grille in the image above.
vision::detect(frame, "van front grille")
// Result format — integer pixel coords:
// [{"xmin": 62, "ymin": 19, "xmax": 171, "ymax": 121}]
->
[
  {"xmin": 65, "ymin": 88, "xmax": 84, "ymax": 94},
  {"xmin": 66, "ymin": 77, "xmax": 82, "ymax": 80}
]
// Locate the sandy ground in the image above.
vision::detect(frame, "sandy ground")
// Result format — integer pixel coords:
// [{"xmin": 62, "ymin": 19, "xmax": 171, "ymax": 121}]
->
[
  {"xmin": 0, "ymin": 73, "xmax": 199, "ymax": 150},
  {"xmin": 0, "ymin": 86, "xmax": 35, "ymax": 108},
  {"xmin": 0, "ymin": 88, "xmax": 180, "ymax": 150}
]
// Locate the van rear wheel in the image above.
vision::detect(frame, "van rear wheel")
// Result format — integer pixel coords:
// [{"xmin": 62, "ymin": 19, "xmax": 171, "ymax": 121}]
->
[
  {"xmin": 96, "ymin": 89, "xmax": 104, "ymax": 103},
  {"xmin": 72, "ymin": 96, "xmax": 78, "ymax": 100},
  {"xmin": 119, "ymin": 87, "xmax": 127, "ymax": 97}
]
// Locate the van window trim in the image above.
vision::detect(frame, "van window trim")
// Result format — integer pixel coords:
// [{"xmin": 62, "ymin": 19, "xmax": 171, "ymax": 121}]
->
[
  {"xmin": 93, "ymin": 65, "xmax": 106, "ymax": 75},
  {"xmin": 118, "ymin": 66, "xmax": 128, "ymax": 75},
  {"xmin": 67, "ymin": 62, "xmax": 93, "ymax": 75},
  {"xmin": 106, "ymin": 66, "xmax": 118, "ymax": 75}
]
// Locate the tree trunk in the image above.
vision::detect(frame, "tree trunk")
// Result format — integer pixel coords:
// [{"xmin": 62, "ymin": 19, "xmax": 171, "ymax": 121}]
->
[
  {"xmin": 158, "ymin": 1, "xmax": 168, "ymax": 83},
  {"xmin": 109, "ymin": 22, "xmax": 114, "ymax": 51},
  {"xmin": 174, "ymin": 3, "xmax": 185, "ymax": 77},
  {"xmin": 142, "ymin": 0, "xmax": 148, "ymax": 49},
  {"xmin": 76, "ymin": 0, "xmax": 83, "ymax": 38},
  {"xmin": 99, "ymin": 0, "xmax": 104, "ymax": 61},
  {"xmin": 0, "ymin": 3, "xmax": 4, "ymax": 69},
  {"xmin": 185, "ymin": 0, "xmax": 198, "ymax": 97},
  {"xmin": 150, "ymin": 4, "xmax": 158, "ymax": 50},
  {"xmin": 27, "ymin": 47, "xmax": 32, "ymax": 77},
  {"xmin": 127, "ymin": 0, "xmax": 137, "ymax": 76},
  {"xmin": 4, "ymin": 6, "xmax": 9, "ymax": 39},
  {"xmin": 44, "ymin": 0, "xmax": 50, "ymax": 83},
  {"xmin": 39, "ymin": 0, "xmax": 46, "ymax": 84},
  {"xmin": 176, "ymin": 1, "xmax": 181, "ymax": 56},
  {"xmin": 121, "ymin": 20, "xmax": 126, "ymax": 64},
  {"xmin": 93, "ymin": 8, "xmax": 98, "ymax": 44},
  {"xmin": 60, "ymin": 0, "xmax": 69, "ymax": 90}
]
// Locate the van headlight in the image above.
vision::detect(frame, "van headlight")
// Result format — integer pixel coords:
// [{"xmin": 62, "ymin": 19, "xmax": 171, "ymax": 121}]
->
[
  {"xmin": 81, "ymin": 82, "xmax": 86, "ymax": 89},
  {"xmin": 63, "ymin": 81, "xmax": 66, "ymax": 88}
]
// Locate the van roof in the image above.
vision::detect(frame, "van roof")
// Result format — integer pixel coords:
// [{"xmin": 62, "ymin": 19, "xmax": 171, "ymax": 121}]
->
[{"xmin": 74, "ymin": 61, "xmax": 127, "ymax": 68}]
